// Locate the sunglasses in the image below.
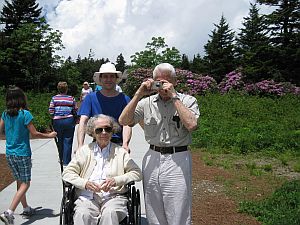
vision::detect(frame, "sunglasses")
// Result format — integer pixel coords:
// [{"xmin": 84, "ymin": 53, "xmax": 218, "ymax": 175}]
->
[{"xmin": 95, "ymin": 127, "xmax": 113, "ymax": 134}]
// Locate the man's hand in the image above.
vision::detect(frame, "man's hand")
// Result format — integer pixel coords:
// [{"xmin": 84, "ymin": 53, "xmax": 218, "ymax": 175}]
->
[
  {"xmin": 135, "ymin": 78, "xmax": 155, "ymax": 97},
  {"xmin": 160, "ymin": 79, "xmax": 177, "ymax": 98}
]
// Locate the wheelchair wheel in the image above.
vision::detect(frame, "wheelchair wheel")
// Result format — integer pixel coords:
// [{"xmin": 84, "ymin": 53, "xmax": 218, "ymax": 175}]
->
[
  {"xmin": 130, "ymin": 186, "xmax": 141, "ymax": 225},
  {"xmin": 60, "ymin": 195, "xmax": 68, "ymax": 225},
  {"xmin": 60, "ymin": 184, "xmax": 75, "ymax": 225},
  {"xmin": 134, "ymin": 189, "xmax": 141, "ymax": 225},
  {"xmin": 128, "ymin": 186, "xmax": 135, "ymax": 225}
]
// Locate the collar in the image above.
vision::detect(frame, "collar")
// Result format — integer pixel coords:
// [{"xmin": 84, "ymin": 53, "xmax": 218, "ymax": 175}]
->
[
  {"xmin": 94, "ymin": 142, "xmax": 111, "ymax": 157},
  {"xmin": 153, "ymin": 94, "xmax": 160, "ymax": 102}
]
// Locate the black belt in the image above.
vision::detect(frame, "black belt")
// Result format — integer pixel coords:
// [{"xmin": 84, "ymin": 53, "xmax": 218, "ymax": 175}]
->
[{"xmin": 150, "ymin": 145, "xmax": 188, "ymax": 154}]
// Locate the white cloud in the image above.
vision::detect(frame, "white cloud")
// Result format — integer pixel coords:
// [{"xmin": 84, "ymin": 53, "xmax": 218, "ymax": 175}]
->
[{"xmin": 0, "ymin": 0, "xmax": 274, "ymax": 63}]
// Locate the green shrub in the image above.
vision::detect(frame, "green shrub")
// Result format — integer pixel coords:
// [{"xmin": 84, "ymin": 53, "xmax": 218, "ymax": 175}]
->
[
  {"xmin": 192, "ymin": 93, "xmax": 300, "ymax": 154},
  {"xmin": 239, "ymin": 180, "xmax": 300, "ymax": 225},
  {"xmin": 0, "ymin": 92, "xmax": 54, "ymax": 132}
]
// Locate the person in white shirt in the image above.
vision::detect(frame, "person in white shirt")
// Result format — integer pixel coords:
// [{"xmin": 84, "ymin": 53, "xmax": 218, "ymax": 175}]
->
[
  {"xmin": 119, "ymin": 63, "xmax": 200, "ymax": 225},
  {"xmin": 115, "ymin": 84, "xmax": 122, "ymax": 92},
  {"xmin": 62, "ymin": 114, "xmax": 142, "ymax": 225},
  {"xmin": 80, "ymin": 81, "xmax": 93, "ymax": 102}
]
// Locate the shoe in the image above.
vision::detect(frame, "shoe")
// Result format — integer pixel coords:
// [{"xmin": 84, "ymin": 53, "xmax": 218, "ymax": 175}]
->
[
  {"xmin": 0, "ymin": 211, "xmax": 14, "ymax": 225},
  {"xmin": 20, "ymin": 207, "xmax": 35, "ymax": 218}
]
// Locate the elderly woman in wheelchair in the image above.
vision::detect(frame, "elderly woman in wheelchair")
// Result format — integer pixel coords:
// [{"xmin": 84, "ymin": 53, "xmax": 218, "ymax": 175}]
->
[{"xmin": 62, "ymin": 114, "xmax": 142, "ymax": 225}]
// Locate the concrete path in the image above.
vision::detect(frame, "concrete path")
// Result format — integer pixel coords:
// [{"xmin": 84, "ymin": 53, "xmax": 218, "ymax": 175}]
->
[{"xmin": 0, "ymin": 125, "xmax": 148, "ymax": 225}]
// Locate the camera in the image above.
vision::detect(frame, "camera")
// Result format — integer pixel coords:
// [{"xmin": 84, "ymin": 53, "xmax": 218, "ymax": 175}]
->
[{"xmin": 151, "ymin": 81, "xmax": 163, "ymax": 90}]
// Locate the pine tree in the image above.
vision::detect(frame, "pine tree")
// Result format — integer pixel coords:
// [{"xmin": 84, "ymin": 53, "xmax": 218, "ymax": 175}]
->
[
  {"xmin": 0, "ymin": 0, "xmax": 63, "ymax": 90},
  {"xmin": 204, "ymin": 15, "xmax": 236, "ymax": 82},
  {"xmin": 0, "ymin": 0, "xmax": 43, "ymax": 34},
  {"xmin": 257, "ymin": 0, "xmax": 300, "ymax": 84},
  {"xmin": 115, "ymin": 53, "xmax": 126, "ymax": 72},
  {"xmin": 236, "ymin": 3, "xmax": 273, "ymax": 82},
  {"xmin": 190, "ymin": 54, "xmax": 206, "ymax": 74},
  {"xmin": 180, "ymin": 54, "xmax": 190, "ymax": 70}
]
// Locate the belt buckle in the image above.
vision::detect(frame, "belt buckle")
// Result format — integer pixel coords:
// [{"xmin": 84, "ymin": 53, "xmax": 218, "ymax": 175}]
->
[
  {"xmin": 160, "ymin": 147, "xmax": 168, "ymax": 154},
  {"xmin": 160, "ymin": 147, "xmax": 175, "ymax": 154}
]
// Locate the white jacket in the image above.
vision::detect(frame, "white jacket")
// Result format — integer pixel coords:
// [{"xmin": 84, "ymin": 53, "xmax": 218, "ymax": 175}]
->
[{"xmin": 62, "ymin": 142, "xmax": 142, "ymax": 195}]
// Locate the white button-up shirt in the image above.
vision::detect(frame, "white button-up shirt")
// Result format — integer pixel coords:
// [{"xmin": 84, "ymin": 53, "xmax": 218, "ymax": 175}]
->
[
  {"xmin": 79, "ymin": 142, "xmax": 111, "ymax": 200},
  {"xmin": 134, "ymin": 93, "xmax": 200, "ymax": 147}
]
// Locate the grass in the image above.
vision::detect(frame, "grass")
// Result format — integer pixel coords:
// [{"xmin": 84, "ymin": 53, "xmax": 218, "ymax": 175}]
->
[
  {"xmin": 192, "ymin": 92, "xmax": 300, "ymax": 155},
  {"xmin": 197, "ymin": 150, "xmax": 300, "ymax": 225},
  {"xmin": 0, "ymin": 89, "xmax": 299, "ymax": 224},
  {"xmin": 239, "ymin": 180, "xmax": 300, "ymax": 225}
]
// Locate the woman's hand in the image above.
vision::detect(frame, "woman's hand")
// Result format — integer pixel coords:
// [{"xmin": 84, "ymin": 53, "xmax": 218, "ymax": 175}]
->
[
  {"xmin": 100, "ymin": 178, "xmax": 116, "ymax": 192},
  {"xmin": 85, "ymin": 181, "xmax": 102, "ymax": 192}
]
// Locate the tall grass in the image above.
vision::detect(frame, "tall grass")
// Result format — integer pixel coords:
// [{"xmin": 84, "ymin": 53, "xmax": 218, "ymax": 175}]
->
[
  {"xmin": 0, "ymin": 91, "xmax": 299, "ymax": 150},
  {"xmin": 192, "ymin": 92, "xmax": 300, "ymax": 155}
]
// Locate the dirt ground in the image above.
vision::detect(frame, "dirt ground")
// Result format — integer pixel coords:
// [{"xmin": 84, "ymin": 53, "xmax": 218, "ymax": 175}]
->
[
  {"xmin": 191, "ymin": 152, "xmax": 261, "ymax": 225},
  {"xmin": 0, "ymin": 152, "xmax": 263, "ymax": 225}
]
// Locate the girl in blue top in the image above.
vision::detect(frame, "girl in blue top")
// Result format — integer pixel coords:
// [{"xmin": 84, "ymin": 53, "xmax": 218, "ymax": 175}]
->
[{"xmin": 0, "ymin": 86, "xmax": 56, "ymax": 225}]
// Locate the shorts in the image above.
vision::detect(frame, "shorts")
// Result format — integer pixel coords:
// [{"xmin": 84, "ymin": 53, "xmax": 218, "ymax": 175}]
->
[{"xmin": 6, "ymin": 155, "xmax": 32, "ymax": 183}]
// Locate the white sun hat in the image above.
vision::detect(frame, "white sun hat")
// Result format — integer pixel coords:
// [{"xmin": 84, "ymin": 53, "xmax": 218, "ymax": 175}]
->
[{"xmin": 93, "ymin": 62, "xmax": 122, "ymax": 85}]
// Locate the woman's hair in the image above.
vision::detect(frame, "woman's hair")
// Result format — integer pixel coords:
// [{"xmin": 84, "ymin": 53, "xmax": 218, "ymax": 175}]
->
[
  {"xmin": 5, "ymin": 86, "xmax": 28, "ymax": 117},
  {"xmin": 57, "ymin": 82, "xmax": 68, "ymax": 94},
  {"xmin": 86, "ymin": 114, "xmax": 121, "ymax": 137}
]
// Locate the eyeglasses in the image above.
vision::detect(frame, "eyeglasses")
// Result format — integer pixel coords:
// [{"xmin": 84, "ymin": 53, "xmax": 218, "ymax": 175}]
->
[{"xmin": 95, "ymin": 127, "xmax": 113, "ymax": 134}]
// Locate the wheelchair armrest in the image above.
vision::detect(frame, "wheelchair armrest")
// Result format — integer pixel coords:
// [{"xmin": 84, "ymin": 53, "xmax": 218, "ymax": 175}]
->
[
  {"xmin": 126, "ymin": 181, "xmax": 135, "ymax": 187},
  {"xmin": 63, "ymin": 181, "xmax": 73, "ymax": 188}
]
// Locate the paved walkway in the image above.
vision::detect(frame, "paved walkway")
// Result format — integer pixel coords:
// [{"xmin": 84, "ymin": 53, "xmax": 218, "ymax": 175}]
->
[{"xmin": 0, "ymin": 125, "xmax": 148, "ymax": 225}]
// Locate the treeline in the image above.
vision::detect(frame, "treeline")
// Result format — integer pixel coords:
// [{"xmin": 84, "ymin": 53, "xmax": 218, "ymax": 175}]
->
[{"xmin": 0, "ymin": 0, "xmax": 299, "ymax": 93}]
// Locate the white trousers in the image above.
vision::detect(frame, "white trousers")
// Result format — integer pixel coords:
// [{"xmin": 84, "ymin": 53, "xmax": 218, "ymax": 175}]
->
[
  {"xmin": 73, "ymin": 195, "xmax": 127, "ymax": 225},
  {"xmin": 142, "ymin": 149, "xmax": 192, "ymax": 225}
]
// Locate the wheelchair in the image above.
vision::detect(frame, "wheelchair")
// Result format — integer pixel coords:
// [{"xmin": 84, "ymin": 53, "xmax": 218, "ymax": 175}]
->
[
  {"xmin": 52, "ymin": 125, "xmax": 141, "ymax": 225},
  {"xmin": 59, "ymin": 181, "xmax": 141, "ymax": 225}
]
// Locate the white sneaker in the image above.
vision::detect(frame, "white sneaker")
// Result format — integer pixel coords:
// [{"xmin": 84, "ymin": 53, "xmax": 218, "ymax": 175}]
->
[{"xmin": 0, "ymin": 211, "xmax": 14, "ymax": 225}]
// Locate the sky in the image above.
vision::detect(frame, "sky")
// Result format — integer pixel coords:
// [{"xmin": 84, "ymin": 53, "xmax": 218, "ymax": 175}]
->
[{"xmin": 0, "ymin": 0, "xmax": 273, "ymax": 64}]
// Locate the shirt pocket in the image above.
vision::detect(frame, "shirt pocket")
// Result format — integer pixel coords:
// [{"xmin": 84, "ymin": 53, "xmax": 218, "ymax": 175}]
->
[
  {"xmin": 169, "ymin": 120, "xmax": 180, "ymax": 137},
  {"xmin": 144, "ymin": 117, "xmax": 158, "ymax": 137}
]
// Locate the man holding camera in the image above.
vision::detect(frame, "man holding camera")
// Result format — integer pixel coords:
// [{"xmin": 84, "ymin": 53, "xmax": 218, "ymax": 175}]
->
[{"xmin": 119, "ymin": 63, "xmax": 200, "ymax": 225}]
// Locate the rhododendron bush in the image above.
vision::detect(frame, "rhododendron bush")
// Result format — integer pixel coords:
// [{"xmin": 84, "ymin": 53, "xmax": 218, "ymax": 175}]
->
[{"xmin": 123, "ymin": 68, "xmax": 299, "ymax": 97}]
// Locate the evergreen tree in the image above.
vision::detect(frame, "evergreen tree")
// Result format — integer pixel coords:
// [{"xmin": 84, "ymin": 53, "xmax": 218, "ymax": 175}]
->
[
  {"xmin": 75, "ymin": 51, "xmax": 100, "ymax": 84},
  {"xmin": 204, "ymin": 15, "xmax": 236, "ymax": 82},
  {"xmin": 181, "ymin": 54, "xmax": 190, "ymax": 70},
  {"xmin": 257, "ymin": 0, "xmax": 300, "ymax": 84},
  {"xmin": 190, "ymin": 54, "xmax": 206, "ymax": 74},
  {"xmin": 236, "ymin": 3, "xmax": 273, "ymax": 82},
  {"xmin": 115, "ymin": 53, "xmax": 126, "ymax": 72},
  {"xmin": 0, "ymin": 0, "xmax": 43, "ymax": 34},
  {"xmin": 0, "ymin": 0, "xmax": 63, "ymax": 91}
]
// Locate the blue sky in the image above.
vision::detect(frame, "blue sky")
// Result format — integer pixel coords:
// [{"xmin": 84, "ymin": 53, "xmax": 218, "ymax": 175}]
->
[{"xmin": 0, "ymin": 0, "xmax": 273, "ymax": 63}]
